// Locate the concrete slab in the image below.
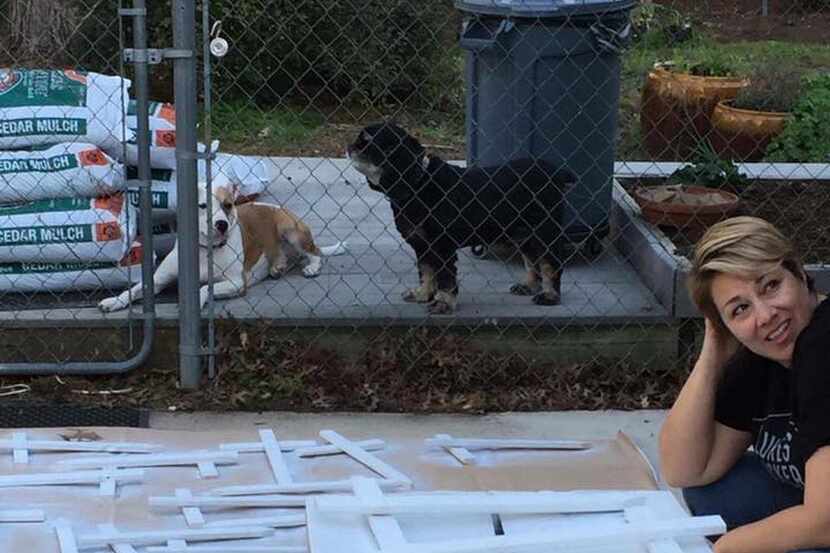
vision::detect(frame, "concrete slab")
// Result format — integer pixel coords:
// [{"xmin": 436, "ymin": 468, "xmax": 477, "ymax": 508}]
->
[{"xmin": 0, "ymin": 158, "xmax": 669, "ymax": 327}]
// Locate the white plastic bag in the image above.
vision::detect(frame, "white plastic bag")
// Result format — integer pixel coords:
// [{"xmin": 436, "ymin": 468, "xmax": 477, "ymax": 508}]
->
[
  {"xmin": 125, "ymin": 153, "xmax": 272, "ymax": 216},
  {"xmin": 0, "ymin": 143, "xmax": 124, "ymax": 203},
  {"xmin": 0, "ymin": 69, "xmax": 130, "ymax": 150},
  {"xmin": 0, "ymin": 193, "xmax": 136, "ymax": 263},
  {"xmin": 0, "ymin": 241, "xmax": 150, "ymax": 292},
  {"xmin": 118, "ymin": 131, "xmax": 218, "ymax": 171}
]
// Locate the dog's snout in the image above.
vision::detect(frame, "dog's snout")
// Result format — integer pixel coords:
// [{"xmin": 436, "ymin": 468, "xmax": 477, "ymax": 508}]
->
[{"xmin": 215, "ymin": 220, "xmax": 229, "ymax": 234}]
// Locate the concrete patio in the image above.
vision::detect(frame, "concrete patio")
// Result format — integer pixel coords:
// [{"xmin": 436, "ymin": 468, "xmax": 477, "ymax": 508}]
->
[{"xmin": 0, "ymin": 158, "xmax": 669, "ymax": 327}]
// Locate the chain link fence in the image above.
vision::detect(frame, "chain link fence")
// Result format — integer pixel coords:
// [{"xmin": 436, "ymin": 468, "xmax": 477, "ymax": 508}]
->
[
  {"xmin": 0, "ymin": 0, "xmax": 158, "ymax": 375},
  {"xmin": 0, "ymin": 0, "xmax": 828, "ymax": 410}
]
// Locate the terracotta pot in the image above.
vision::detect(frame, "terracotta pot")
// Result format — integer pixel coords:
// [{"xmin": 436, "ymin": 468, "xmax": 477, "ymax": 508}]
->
[
  {"xmin": 640, "ymin": 67, "xmax": 749, "ymax": 161},
  {"xmin": 632, "ymin": 184, "xmax": 741, "ymax": 241},
  {"xmin": 710, "ymin": 100, "xmax": 790, "ymax": 162}
]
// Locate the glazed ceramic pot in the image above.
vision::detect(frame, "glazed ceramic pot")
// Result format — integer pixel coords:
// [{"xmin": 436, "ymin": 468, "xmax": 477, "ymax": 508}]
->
[
  {"xmin": 640, "ymin": 66, "xmax": 749, "ymax": 161},
  {"xmin": 710, "ymin": 100, "xmax": 790, "ymax": 161}
]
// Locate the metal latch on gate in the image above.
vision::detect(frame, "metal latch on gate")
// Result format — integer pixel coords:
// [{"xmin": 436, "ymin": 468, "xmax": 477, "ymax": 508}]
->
[{"xmin": 123, "ymin": 48, "xmax": 194, "ymax": 64}]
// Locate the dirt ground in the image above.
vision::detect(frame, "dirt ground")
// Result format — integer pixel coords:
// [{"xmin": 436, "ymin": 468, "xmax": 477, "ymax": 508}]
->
[
  {"xmin": 656, "ymin": 0, "xmax": 830, "ymax": 44},
  {"xmin": 0, "ymin": 325, "xmax": 692, "ymax": 413}
]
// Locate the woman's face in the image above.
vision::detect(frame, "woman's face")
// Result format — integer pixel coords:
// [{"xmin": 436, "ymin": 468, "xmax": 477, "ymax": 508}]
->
[{"xmin": 711, "ymin": 264, "xmax": 816, "ymax": 367}]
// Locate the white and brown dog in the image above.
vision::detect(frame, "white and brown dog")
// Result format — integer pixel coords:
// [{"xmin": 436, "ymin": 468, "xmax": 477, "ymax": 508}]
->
[{"xmin": 98, "ymin": 184, "xmax": 346, "ymax": 312}]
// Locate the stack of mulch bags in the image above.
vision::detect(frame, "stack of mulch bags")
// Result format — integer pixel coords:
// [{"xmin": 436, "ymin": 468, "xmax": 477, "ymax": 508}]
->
[{"xmin": 0, "ymin": 68, "xmax": 272, "ymax": 299}]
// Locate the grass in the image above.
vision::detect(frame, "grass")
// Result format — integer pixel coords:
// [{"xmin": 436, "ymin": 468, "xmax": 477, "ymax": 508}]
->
[
  {"xmin": 617, "ymin": 36, "xmax": 830, "ymax": 159},
  {"xmin": 203, "ymin": 26, "xmax": 830, "ymax": 161},
  {"xmin": 208, "ymin": 101, "xmax": 325, "ymax": 154}
]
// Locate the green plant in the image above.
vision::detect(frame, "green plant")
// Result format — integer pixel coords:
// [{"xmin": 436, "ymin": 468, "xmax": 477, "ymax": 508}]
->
[
  {"xmin": 732, "ymin": 64, "xmax": 805, "ymax": 113},
  {"xmin": 631, "ymin": 4, "xmax": 694, "ymax": 49},
  {"xmin": 198, "ymin": 0, "xmax": 458, "ymax": 109},
  {"xmin": 669, "ymin": 141, "xmax": 748, "ymax": 190},
  {"xmin": 665, "ymin": 49, "xmax": 747, "ymax": 77},
  {"xmin": 765, "ymin": 74, "xmax": 830, "ymax": 162}
]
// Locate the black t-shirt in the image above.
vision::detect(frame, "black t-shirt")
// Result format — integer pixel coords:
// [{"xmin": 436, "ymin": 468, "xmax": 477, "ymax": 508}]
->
[{"xmin": 714, "ymin": 297, "xmax": 830, "ymax": 489}]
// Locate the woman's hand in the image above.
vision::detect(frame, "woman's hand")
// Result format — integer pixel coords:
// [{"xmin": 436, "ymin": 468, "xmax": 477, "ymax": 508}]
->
[
  {"xmin": 699, "ymin": 317, "xmax": 740, "ymax": 372},
  {"xmin": 658, "ymin": 315, "xmax": 750, "ymax": 488}
]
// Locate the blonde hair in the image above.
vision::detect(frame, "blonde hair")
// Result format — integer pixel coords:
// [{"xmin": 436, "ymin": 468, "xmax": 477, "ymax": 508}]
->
[{"xmin": 687, "ymin": 216, "xmax": 812, "ymax": 331}]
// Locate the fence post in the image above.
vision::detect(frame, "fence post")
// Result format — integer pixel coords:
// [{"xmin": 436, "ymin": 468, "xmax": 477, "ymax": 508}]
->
[{"xmin": 172, "ymin": 0, "xmax": 202, "ymax": 389}]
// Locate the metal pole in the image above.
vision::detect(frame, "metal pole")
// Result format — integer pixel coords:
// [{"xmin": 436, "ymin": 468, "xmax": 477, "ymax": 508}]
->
[
  {"xmin": 202, "ymin": 0, "xmax": 216, "ymax": 379},
  {"xmin": 0, "ymin": 0, "xmax": 156, "ymax": 376},
  {"xmin": 172, "ymin": 0, "xmax": 203, "ymax": 388},
  {"xmin": 133, "ymin": 0, "xmax": 156, "ymax": 342}
]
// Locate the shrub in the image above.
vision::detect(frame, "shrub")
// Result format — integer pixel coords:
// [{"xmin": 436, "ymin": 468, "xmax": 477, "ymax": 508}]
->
[
  {"xmin": 631, "ymin": 4, "xmax": 694, "ymax": 49},
  {"xmin": 732, "ymin": 64, "xmax": 804, "ymax": 113},
  {"xmin": 176, "ymin": 0, "xmax": 460, "ymax": 109},
  {"xmin": 765, "ymin": 74, "xmax": 830, "ymax": 162}
]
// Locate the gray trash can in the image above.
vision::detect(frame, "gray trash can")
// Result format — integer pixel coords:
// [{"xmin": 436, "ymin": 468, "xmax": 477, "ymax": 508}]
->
[{"xmin": 457, "ymin": 0, "xmax": 635, "ymax": 251}]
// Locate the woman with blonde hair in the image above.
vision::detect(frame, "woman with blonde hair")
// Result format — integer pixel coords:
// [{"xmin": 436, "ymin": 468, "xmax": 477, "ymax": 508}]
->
[{"xmin": 660, "ymin": 216, "xmax": 830, "ymax": 553}]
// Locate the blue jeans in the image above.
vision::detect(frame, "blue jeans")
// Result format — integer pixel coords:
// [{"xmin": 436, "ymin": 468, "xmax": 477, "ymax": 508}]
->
[{"xmin": 682, "ymin": 452, "xmax": 827, "ymax": 553}]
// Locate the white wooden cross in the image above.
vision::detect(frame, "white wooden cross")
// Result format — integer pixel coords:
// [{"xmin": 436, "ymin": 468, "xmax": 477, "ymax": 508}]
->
[
  {"xmin": 212, "ymin": 429, "xmax": 409, "ymax": 497},
  {"xmin": 155, "ymin": 486, "xmax": 309, "ymax": 530},
  {"xmin": 72, "ymin": 524, "xmax": 272, "ymax": 550},
  {"xmin": 167, "ymin": 429, "xmax": 411, "ymax": 529},
  {"xmin": 220, "ymin": 430, "xmax": 385, "ymax": 459},
  {"xmin": 307, "ymin": 488, "xmax": 725, "ymax": 553},
  {"xmin": 317, "ymin": 430, "xmax": 411, "ymax": 487},
  {"xmin": 425, "ymin": 435, "xmax": 591, "ymax": 466},
  {"xmin": 58, "ymin": 449, "xmax": 238, "ymax": 479},
  {"xmin": 0, "ymin": 468, "xmax": 144, "ymax": 496},
  {"xmin": 148, "ymin": 492, "xmax": 308, "ymax": 513},
  {"xmin": 0, "ymin": 431, "xmax": 161, "ymax": 464}
]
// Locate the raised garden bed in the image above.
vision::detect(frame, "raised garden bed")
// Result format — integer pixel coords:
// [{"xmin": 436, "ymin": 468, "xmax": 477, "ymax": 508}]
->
[
  {"xmin": 620, "ymin": 178, "xmax": 830, "ymax": 263},
  {"xmin": 612, "ymin": 177, "xmax": 830, "ymax": 318}
]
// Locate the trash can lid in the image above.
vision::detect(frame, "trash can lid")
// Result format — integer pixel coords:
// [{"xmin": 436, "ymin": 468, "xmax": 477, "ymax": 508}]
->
[{"xmin": 455, "ymin": 0, "xmax": 637, "ymax": 18}]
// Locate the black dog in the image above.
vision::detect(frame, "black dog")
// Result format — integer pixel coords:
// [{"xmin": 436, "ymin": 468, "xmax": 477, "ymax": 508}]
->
[{"xmin": 347, "ymin": 122, "xmax": 574, "ymax": 314}]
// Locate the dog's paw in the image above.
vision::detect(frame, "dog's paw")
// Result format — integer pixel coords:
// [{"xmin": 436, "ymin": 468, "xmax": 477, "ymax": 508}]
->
[
  {"xmin": 269, "ymin": 266, "xmax": 287, "ymax": 280},
  {"xmin": 402, "ymin": 288, "xmax": 433, "ymax": 303},
  {"xmin": 532, "ymin": 292, "xmax": 561, "ymax": 306},
  {"xmin": 302, "ymin": 265, "xmax": 321, "ymax": 278},
  {"xmin": 427, "ymin": 299, "xmax": 454, "ymax": 315},
  {"xmin": 98, "ymin": 296, "xmax": 127, "ymax": 313},
  {"xmin": 509, "ymin": 283, "xmax": 539, "ymax": 296}
]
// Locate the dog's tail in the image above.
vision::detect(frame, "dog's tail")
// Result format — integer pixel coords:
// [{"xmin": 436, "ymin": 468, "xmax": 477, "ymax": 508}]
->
[{"xmin": 319, "ymin": 240, "xmax": 348, "ymax": 256}]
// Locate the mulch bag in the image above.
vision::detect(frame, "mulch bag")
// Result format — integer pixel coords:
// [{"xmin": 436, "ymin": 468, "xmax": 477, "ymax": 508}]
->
[
  {"xmin": 125, "ymin": 152, "xmax": 272, "ymax": 217},
  {"xmin": 0, "ymin": 143, "xmax": 124, "ymax": 203},
  {"xmin": 0, "ymin": 193, "xmax": 136, "ymax": 263},
  {"xmin": 0, "ymin": 69, "xmax": 129, "ymax": 150},
  {"xmin": 118, "ymin": 131, "xmax": 215, "ymax": 171},
  {"xmin": 120, "ymin": 99, "xmax": 176, "ymax": 168},
  {"xmin": 126, "ymin": 99, "xmax": 176, "ymax": 129},
  {"xmin": 0, "ymin": 241, "xmax": 151, "ymax": 292}
]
